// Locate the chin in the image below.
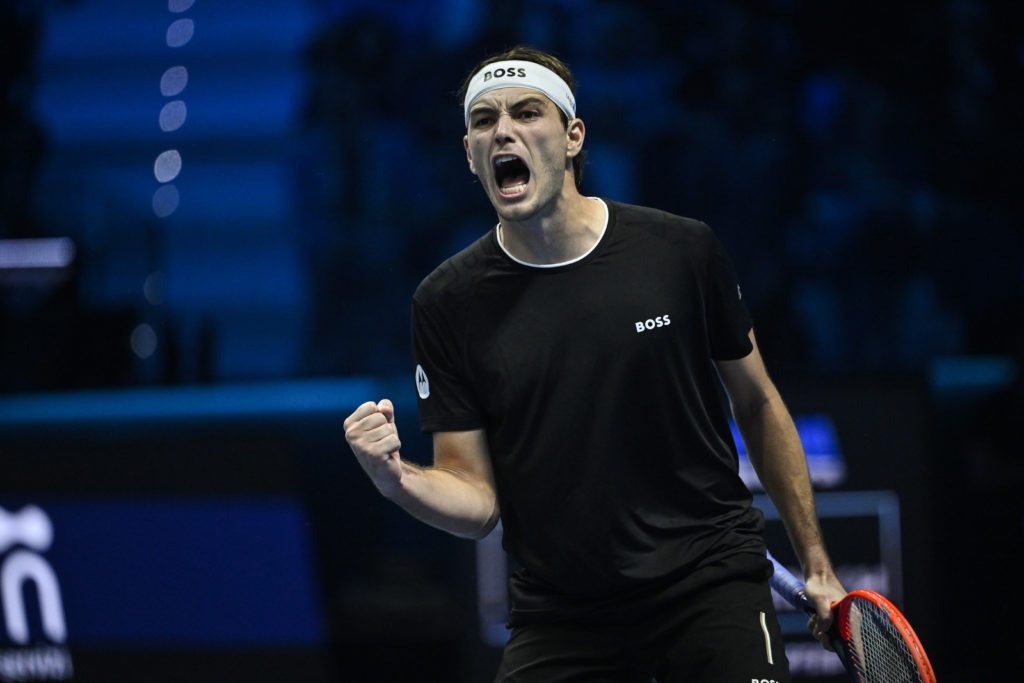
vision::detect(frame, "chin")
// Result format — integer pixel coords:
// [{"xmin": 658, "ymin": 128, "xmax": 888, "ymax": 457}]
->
[
  {"xmin": 492, "ymin": 188, "xmax": 547, "ymax": 222},
  {"xmin": 496, "ymin": 202, "xmax": 539, "ymax": 225}
]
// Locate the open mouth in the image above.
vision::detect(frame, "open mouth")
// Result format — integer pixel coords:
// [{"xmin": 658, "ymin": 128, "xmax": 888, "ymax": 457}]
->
[{"xmin": 493, "ymin": 155, "xmax": 530, "ymax": 196}]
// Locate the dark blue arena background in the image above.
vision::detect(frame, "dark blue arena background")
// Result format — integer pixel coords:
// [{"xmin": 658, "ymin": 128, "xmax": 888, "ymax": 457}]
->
[{"xmin": 1, "ymin": 1, "xmax": 1020, "ymax": 681}]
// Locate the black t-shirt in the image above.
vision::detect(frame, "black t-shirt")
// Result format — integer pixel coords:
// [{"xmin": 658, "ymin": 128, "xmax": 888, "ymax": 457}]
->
[{"xmin": 412, "ymin": 199, "xmax": 765, "ymax": 621}]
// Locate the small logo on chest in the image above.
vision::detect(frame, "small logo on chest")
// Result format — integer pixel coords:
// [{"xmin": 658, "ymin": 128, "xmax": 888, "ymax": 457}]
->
[{"xmin": 634, "ymin": 314, "xmax": 671, "ymax": 333}]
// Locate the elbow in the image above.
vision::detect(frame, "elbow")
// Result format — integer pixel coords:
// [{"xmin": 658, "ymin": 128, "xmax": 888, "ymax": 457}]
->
[
  {"xmin": 731, "ymin": 394, "xmax": 771, "ymax": 427},
  {"xmin": 731, "ymin": 382, "xmax": 784, "ymax": 425},
  {"xmin": 463, "ymin": 500, "xmax": 500, "ymax": 540}
]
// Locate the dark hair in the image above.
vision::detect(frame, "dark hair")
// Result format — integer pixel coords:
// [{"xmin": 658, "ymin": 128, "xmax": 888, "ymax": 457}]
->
[{"xmin": 458, "ymin": 46, "xmax": 585, "ymax": 188}]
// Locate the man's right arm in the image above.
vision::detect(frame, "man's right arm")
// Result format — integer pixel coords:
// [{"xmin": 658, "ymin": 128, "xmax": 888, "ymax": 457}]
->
[{"xmin": 344, "ymin": 400, "xmax": 499, "ymax": 540}]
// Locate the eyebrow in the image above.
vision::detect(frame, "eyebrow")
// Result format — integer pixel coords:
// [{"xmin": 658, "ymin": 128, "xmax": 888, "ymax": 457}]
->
[
  {"xmin": 469, "ymin": 95, "xmax": 550, "ymax": 117},
  {"xmin": 510, "ymin": 96, "xmax": 548, "ymax": 110}
]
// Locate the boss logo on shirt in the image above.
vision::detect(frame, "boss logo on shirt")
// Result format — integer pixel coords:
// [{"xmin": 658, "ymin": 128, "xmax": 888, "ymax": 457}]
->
[{"xmin": 635, "ymin": 315, "xmax": 671, "ymax": 333}]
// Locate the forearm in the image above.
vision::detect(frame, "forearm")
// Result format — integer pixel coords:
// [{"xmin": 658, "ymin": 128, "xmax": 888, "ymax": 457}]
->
[
  {"xmin": 345, "ymin": 403, "xmax": 498, "ymax": 540},
  {"xmin": 734, "ymin": 390, "xmax": 833, "ymax": 578},
  {"xmin": 382, "ymin": 461, "xmax": 500, "ymax": 540},
  {"xmin": 718, "ymin": 337, "xmax": 845, "ymax": 646}
]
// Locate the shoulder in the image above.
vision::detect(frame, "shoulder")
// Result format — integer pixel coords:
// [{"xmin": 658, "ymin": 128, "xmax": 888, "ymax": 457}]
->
[
  {"xmin": 605, "ymin": 199, "xmax": 718, "ymax": 255},
  {"xmin": 414, "ymin": 231, "xmax": 496, "ymax": 309}
]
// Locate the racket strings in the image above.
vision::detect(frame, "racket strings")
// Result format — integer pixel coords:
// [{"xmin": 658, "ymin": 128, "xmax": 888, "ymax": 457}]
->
[{"xmin": 843, "ymin": 598, "xmax": 923, "ymax": 683}]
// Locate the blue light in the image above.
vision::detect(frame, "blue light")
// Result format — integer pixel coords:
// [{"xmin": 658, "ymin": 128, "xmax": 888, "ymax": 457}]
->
[{"xmin": 0, "ymin": 378, "xmax": 389, "ymax": 427}]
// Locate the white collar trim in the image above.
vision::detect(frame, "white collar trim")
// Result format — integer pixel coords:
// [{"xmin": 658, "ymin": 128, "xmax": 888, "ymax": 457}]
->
[{"xmin": 497, "ymin": 198, "xmax": 609, "ymax": 269}]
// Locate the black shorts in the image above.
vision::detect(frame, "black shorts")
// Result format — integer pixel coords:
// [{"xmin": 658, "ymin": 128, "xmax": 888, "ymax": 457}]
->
[{"xmin": 495, "ymin": 555, "xmax": 791, "ymax": 683}]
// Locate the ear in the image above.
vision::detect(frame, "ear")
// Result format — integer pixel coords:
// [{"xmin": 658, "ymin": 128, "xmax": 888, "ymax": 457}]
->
[
  {"xmin": 566, "ymin": 118, "xmax": 585, "ymax": 159},
  {"xmin": 464, "ymin": 135, "xmax": 478, "ymax": 176}
]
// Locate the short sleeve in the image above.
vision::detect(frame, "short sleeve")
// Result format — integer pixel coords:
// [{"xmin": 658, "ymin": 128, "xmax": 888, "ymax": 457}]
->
[
  {"xmin": 705, "ymin": 233, "xmax": 754, "ymax": 360},
  {"xmin": 411, "ymin": 297, "xmax": 486, "ymax": 433}
]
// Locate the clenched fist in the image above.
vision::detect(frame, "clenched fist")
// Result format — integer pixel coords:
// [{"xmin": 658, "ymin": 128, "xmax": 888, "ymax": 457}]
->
[{"xmin": 344, "ymin": 399, "xmax": 404, "ymax": 496}]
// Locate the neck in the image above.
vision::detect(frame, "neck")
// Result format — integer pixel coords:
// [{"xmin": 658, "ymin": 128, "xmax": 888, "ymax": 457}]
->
[{"xmin": 498, "ymin": 191, "xmax": 604, "ymax": 266}]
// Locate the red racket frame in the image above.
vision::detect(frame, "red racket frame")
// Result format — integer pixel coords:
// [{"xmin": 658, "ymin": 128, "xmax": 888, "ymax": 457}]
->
[{"xmin": 834, "ymin": 589, "xmax": 936, "ymax": 683}]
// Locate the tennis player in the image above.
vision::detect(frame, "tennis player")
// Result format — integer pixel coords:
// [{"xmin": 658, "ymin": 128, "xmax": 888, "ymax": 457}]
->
[{"xmin": 344, "ymin": 46, "xmax": 847, "ymax": 682}]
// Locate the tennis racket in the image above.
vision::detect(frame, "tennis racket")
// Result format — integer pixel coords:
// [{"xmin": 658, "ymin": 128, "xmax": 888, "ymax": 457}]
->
[{"xmin": 767, "ymin": 551, "xmax": 936, "ymax": 683}]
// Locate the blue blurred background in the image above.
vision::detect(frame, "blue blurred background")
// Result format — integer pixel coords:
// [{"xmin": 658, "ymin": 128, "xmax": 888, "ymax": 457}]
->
[{"xmin": 0, "ymin": 0, "xmax": 1021, "ymax": 681}]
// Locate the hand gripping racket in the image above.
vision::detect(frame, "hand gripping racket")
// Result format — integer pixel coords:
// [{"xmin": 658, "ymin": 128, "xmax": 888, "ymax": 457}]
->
[{"xmin": 767, "ymin": 551, "xmax": 936, "ymax": 683}]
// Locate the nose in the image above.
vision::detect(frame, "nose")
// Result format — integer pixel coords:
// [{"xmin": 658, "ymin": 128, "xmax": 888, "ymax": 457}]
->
[{"xmin": 493, "ymin": 112, "xmax": 515, "ymax": 143}]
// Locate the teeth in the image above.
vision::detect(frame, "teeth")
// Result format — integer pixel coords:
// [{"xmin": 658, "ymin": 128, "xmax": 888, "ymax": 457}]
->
[
  {"xmin": 500, "ymin": 182, "xmax": 527, "ymax": 195},
  {"xmin": 494, "ymin": 155, "xmax": 518, "ymax": 166}
]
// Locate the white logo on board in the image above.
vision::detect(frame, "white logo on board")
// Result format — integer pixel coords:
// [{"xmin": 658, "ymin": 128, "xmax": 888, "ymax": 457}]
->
[{"xmin": 0, "ymin": 505, "xmax": 73, "ymax": 680}]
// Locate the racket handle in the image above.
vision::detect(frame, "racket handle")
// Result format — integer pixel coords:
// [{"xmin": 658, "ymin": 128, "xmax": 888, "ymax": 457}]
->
[{"xmin": 767, "ymin": 550, "xmax": 815, "ymax": 615}]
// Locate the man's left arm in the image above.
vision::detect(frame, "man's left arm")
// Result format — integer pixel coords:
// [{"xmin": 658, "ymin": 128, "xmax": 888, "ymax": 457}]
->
[{"xmin": 715, "ymin": 329, "xmax": 847, "ymax": 647}]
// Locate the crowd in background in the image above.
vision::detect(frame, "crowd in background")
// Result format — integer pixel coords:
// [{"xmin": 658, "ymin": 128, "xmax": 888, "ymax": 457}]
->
[
  {"xmin": 298, "ymin": 0, "xmax": 1021, "ymax": 381},
  {"xmin": 0, "ymin": 0, "xmax": 1019, "ymax": 385}
]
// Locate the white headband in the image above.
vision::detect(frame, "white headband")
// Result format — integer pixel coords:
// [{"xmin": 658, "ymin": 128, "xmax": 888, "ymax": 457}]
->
[{"xmin": 464, "ymin": 60, "xmax": 576, "ymax": 127}]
